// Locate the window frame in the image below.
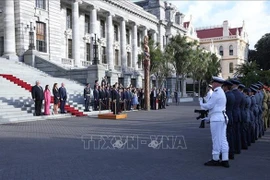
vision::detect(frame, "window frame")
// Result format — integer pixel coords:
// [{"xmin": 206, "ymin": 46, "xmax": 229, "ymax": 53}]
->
[
  {"xmin": 66, "ymin": 8, "xmax": 72, "ymax": 29},
  {"xmin": 86, "ymin": 43, "xmax": 91, "ymax": 61},
  {"xmin": 68, "ymin": 39, "xmax": 72, "ymax": 59},
  {"xmin": 36, "ymin": 0, "xmax": 46, "ymax": 10},
  {"xmin": 229, "ymin": 45, "xmax": 233, "ymax": 56},
  {"xmin": 219, "ymin": 46, "xmax": 223, "ymax": 56},
  {"xmin": 229, "ymin": 62, "xmax": 234, "ymax": 73},
  {"xmin": 36, "ymin": 22, "xmax": 47, "ymax": 53},
  {"xmin": 85, "ymin": 14, "xmax": 90, "ymax": 34},
  {"xmin": 100, "ymin": 20, "xmax": 106, "ymax": 38}
]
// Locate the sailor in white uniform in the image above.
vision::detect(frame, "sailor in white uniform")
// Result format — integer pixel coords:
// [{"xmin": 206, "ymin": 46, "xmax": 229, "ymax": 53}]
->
[{"xmin": 199, "ymin": 76, "xmax": 230, "ymax": 168}]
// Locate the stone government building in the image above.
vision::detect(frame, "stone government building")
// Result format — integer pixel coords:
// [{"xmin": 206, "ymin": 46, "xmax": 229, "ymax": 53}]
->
[{"xmin": 0, "ymin": 0, "xmax": 249, "ymax": 93}]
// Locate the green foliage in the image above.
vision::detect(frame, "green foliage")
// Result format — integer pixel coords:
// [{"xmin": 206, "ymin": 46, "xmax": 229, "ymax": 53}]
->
[{"xmin": 252, "ymin": 33, "xmax": 270, "ymax": 70}]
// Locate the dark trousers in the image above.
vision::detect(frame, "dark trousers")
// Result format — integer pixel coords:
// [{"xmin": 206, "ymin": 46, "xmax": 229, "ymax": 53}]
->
[
  {"xmin": 112, "ymin": 101, "xmax": 119, "ymax": 114},
  {"xmin": 35, "ymin": 100, "xmax": 42, "ymax": 116},
  {"xmin": 94, "ymin": 100, "xmax": 98, "ymax": 111},
  {"xmin": 151, "ymin": 98, "xmax": 156, "ymax": 110},
  {"xmin": 250, "ymin": 121, "xmax": 256, "ymax": 143},
  {"xmin": 84, "ymin": 96, "xmax": 90, "ymax": 111},
  {"xmin": 241, "ymin": 122, "xmax": 248, "ymax": 149},
  {"xmin": 233, "ymin": 121, "xmax": 241, "ymax": 154},
  {"xmin": 141, "ymin": 99, "xmax": 145, "ymax": 109},
  {"xmin": 60, "ymin": 100, "xmax": 66, "ymax": 113},
  {"xmin": 227, "ymin": 125, "xmax": 234, "ymax": 157}
]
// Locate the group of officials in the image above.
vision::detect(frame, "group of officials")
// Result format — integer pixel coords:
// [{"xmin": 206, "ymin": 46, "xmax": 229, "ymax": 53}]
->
[
  {"xmin": 83, "ymin": 80, "xmax": 169, "ymax": 114},
  {"xmin": 31, "ymin": 81, "xmax": 67, "ymax": 116},
  {"xmin": 200, "ymin": 76, "xmax": 270, "ymax": 168}
]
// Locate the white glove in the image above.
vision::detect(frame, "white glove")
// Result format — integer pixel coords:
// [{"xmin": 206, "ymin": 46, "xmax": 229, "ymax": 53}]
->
[
  {"xmin": 201, "ymin": 117, "xmax": 210, "ymax": 122},
  {"xmin": 199, "ymin": 97, "xmax": 203, "ymax": 105}
]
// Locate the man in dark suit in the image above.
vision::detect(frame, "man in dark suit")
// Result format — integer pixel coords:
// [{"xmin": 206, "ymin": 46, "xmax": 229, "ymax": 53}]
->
[
  {"xmin": 93, "ymin": 85, "xmax": 99, "ymax": 111},
  {"xmin": 31, "ymin": 80, "xmax": 44, "ymax": 116},
  {"xmin": 111, "ymin": 84, "xmax": 120, "ymax": 114},
  {"xmin": 59, "ymin": 83, "xmax": 67, "ymax": 114}
]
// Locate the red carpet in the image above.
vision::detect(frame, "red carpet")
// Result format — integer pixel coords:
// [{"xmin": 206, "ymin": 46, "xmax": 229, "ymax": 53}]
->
[{"xmin": 0, "ymin": 74, "xmax": 86, "ymax": 117}]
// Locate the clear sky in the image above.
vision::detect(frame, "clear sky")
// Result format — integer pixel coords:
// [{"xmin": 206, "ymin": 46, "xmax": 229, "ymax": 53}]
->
[{"xmin": 131, "ymin": 0, "xmax": 270, "ymax": 49}]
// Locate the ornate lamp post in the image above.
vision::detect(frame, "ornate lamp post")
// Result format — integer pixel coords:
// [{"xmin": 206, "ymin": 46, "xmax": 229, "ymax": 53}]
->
[
  {"xmin": 143, "ymin": 36, "xmax": 150, "ymax": 111},
  {"xmin": 91, "ymin": 33, "xmax": 99, "ymax": 65},
  {"xmin": 28, "ymin": 22, "xmax": 35, "ymax": 50}
]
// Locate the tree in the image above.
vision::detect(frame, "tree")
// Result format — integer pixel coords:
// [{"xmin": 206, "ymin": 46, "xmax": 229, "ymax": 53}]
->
[
  {"xmin": 254, "ymin": 33, "xmax": 270, "ymax": 70},
  {"xmin": 234, "ymin": 61, "xmax": 259, "ymax": 86},
  {"xmin": 165, "ymin": 34, "xmax": 195, "ymax": 97},
  {"xmin": 189, "ymin": 47, "xmax": 208, "ymax": 97}
]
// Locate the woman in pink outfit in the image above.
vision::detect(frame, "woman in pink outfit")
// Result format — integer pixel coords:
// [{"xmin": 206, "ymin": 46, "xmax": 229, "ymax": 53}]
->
[{"xmin": 44, "ymin": 85, "xmax": 51, "ymax": 115}]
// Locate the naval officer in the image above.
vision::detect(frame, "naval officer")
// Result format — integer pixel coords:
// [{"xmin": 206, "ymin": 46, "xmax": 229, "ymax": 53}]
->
[{"xmin": 200, "ymin": 76, "xmax": 229, "ymax": 168}]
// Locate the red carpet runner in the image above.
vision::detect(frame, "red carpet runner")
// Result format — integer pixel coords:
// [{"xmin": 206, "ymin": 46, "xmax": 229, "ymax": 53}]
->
[{"xmin": 0, "ymin": 74, "xmax": 86, "ymax": 117}]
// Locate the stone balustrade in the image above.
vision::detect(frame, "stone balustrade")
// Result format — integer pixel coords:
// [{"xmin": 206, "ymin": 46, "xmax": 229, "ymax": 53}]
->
[
  {"xmin": 81, "ymin": 60, "xmax": 91, "ymax": 67},
  {"xmin": 61, "ymin": 58, "xmax": 74, "ymax": 66}
]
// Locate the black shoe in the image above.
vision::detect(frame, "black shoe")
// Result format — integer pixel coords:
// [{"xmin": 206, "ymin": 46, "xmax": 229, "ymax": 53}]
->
[
  {"xmin": 221, "ymin": 161, "xmax": 230, "ymax": 168},
  {"xmin": 235, "ymin": 151, "xmax": 241, "ymax": 154},
  {"xmin": 242, "ymin": 147, "xmax": 248, "ymax": 150},
  {"xmin": 229, "ymin": 154, "xmax": 234, "ymax": 160},
  {"xmin": 204, "ymin": 159, "xmax": 221, "ymax": 166}
]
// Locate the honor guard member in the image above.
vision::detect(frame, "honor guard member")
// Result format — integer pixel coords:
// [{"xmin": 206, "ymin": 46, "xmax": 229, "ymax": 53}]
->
[
  {"xmin": 257, "ymin": 82, "xmax": 265, "ymax": 136},
  {"xmin": 243, "ymin": 88, "xmax": 252, "ymax": 146},
  {"xmin": 249, "ymin": 87, "xmax": 258, "ymax": 142},
  {"xmin": 84, "ymin": 83, "xmax": 91, "ymax": 112},
  {"xmin": 93, "ymin": 85, "xmax": 99, "ymax": 111},
  {"xmin": 238, "ymin": 84, "xmax": 248, "ymax": 149},
  {"xmin": 230, "ymin": 79, "xmax": 242, "ymax": 154},
  {"xmin": 251, "ymin": 84, "xmax": 261, "ymax": 139},
  {"xmin": 200, "ymin": 76, "xmax": 230, "ymax": 168},
  {"xmin": 222, "ymin": 80, "xmax": 235, "ymax": 159},
  {"xmin": 261, "ymin": 83, "xmax": 268, "ymax": 131}
]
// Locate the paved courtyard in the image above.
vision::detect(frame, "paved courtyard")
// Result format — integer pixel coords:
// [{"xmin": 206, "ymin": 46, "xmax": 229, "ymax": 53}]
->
[{"xmin": 0, "ymin": 102, "xmax": 269, "ymax": 180}]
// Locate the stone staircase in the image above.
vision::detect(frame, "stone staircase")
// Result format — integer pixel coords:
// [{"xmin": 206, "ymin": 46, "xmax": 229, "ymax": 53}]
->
[{"xmin": 0, "ymin": 58, "xmax": 110, "ymax": 124}]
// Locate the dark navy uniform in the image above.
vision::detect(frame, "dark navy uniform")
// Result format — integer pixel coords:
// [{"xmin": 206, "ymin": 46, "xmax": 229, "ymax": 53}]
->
[
  {"xmin": 231, "ymin": 87, "xmax": 242, "ymax": 154},
  {"xmin": 240, "ymin": 91, "xmax": 248, "ymax": 149},
  {"xmin": 244, "ymin": 91, "xmax": 251, "ymax": 146},
  {"xmin": 93, "ymin": 88, "xmax": 99, "ymax": 111},
  {"xmin": 225, "ymin": 89, "xmax": 235, "ymax": 159},
  {"xmin": 250, "ymin": 87, "xmax": 258, "ymax": 142}
]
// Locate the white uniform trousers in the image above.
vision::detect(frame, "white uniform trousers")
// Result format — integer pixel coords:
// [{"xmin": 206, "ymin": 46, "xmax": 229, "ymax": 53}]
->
[{"xmin": 210, "ymin": 121, "xmax": 229, "ymax": 161}]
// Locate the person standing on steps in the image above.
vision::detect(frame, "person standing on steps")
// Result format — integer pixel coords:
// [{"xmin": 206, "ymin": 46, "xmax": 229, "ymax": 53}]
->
[
  {"xmin": 52, "ymin": 83, "xmax": 60, "ymax": 114},
  {"xmin": 84, "ymin": 83, "xmax": 91, "ymax": 112},
  {"xmin": 31, "ymin": 80, "xmax": 44, "ymax": 116},
  {"xmin": 44, "ymin": 85, "xmax": 51, "ymax": 115},
  {"xmin": 59, "ymin": 83, "xmax": 67, "ymax": 114}
]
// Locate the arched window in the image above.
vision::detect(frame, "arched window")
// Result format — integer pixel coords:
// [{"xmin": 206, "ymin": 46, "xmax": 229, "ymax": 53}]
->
[
  {"xmin": 229, "ymin": 62, "xmax": 234, "ymax": 73},
  {"xmin": 229, "ymin": 45, "xmax": 233, "ymax": 56},
  {"xmin": 219, "ymin": 46, "xmax": 223, "ymax": 56}
]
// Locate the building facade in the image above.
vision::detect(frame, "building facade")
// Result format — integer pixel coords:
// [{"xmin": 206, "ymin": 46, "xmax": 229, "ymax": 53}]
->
[
  {"xmin": 0, "ymin": 0, "xmax": 188, "ymax": 89},
  {"xmin": 195, "ymin": 20, "xmax": 249, "ymax": 79}
]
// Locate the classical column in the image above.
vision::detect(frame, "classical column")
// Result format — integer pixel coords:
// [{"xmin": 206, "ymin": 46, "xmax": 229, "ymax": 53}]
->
[
  {"xmin": 120, "ymin": 18, "xmax": 127, "ymax": 69},
  {"xmin": 90, "ymin": 6, "xmax": 97, "ymax": 65},
  {"xmin": 142, "ymin": 27, "xmax": 148, "ymax": 40},
  {"xmin": 106, "ymin": 12, "xmax": 113, "ymax": 70},
  {"xmin": 72, "ymin": 0, "xmax": 80, "ymax": 67},
  {"xmin": 152, "ymin": 31, "xmax": 157, "ymax": 43},
  {"xmin": 132, "ymin": 22, "xmax": 138, "ymax": 70},
  {"xmin": 3, "ymin": 0, "xmax": 17, "ymax": 60}
]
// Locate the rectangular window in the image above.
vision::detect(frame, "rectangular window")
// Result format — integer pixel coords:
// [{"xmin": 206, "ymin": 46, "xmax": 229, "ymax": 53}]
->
[
  {"xmin": 101, "ymin": 46, "xmax": 107, "ymax": 64},
  {"xmin": 163, "ymin": 36, "xmax": 166, "ymax": 46},
  {"xmin": 127, "ymin": 52, "xmax": 131, "ymax": 67},
  {"xmin": 114, "ymin": 25, "xmax": 118, "ymax": 41},
  {"xmin": 36, "ymin": 0, "xmax": 46, "ymax": 10},
  {"xmin": 126, "ymin": 29, "xmax": 130, "ymax": 44},
  {"xmin": 66, "ymin": 8, "xmax": 72, "ymax": 29},
  {"xmin": 137, "ymin": 32, "xmax": 140, "ymax": 47},
  {"xmin": 138, "ymin": 56, "xmax": 141, "ymax": 68},
  {"xmin": 0, "ymin": 37, "xmax": 4, "ymax": 56},
  {"xmin": 85, "ymin": 14, "xmax": 90, "ymax": 34},
  {"xmin": 100, "ymin": 20, "xmax": 105, "ymax": 38},
  {"xmin": 229, "ymin": 63, "xmax": 234, "ymax": 73},
  {"xmin": 36, "ymin": 22, "xmax": 47, "ymax": 53},
  {"xmin": 86, "ymin": 43, "xmax": 90, "ymax": 61},
  {"xmin": 114, "ymin": 49, "xmax": 119, "ymax": 66},
  {"xmin": 68, "ymin": 39, "xmax": 72, "ymax": 59}
]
